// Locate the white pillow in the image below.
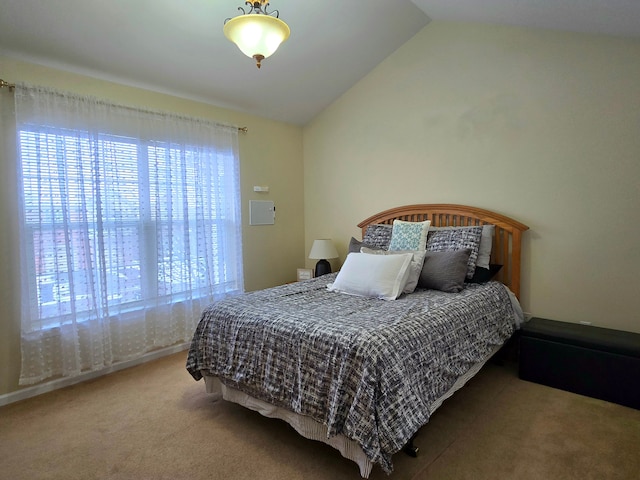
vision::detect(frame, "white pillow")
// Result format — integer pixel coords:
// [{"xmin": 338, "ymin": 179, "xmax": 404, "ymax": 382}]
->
[
  {"xmin": 360, "ymin": 247, "xmax": 426, "ymax": 294},
  {"xmin": 388, "ymin": 219, "xmax": 431, "ymax": 251},
  {"xmin": 327, "ymin": 252, "xmax": 413, "ymax": 301}
]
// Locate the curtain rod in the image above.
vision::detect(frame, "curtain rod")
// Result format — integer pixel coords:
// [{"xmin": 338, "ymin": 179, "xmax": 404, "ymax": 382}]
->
[{"xmin": 0, "ymin": 78, "xmax": 248, "ymax": 133}]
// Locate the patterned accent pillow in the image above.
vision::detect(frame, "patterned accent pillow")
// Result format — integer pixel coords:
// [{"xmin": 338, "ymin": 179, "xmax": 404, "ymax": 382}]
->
[
  {"xmin": 362, "ymin": 224, "xmax": 393, "ymax": 250},
  {"xmin": 426, "ymin": 226, "xmax": 483, "ymax": 278},
  {"xmin": 388, "ymin": 220, "xmax": 431, "ymax": 251},
  {"xmin": 429, "ymin": 225, "xmax": 494, "ymax": 269}
]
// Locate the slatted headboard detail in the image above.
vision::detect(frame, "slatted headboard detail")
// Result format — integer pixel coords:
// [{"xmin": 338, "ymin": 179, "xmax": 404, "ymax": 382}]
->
[{"xmin": 357, "ymin": 204, "xmax": 529, "ymax": 298}]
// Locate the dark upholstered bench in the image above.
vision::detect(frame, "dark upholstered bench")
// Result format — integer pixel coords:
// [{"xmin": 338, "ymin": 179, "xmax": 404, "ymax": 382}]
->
[{"xmin": 519, "ymin": 317, "xmax": 640, "ymax": 410}]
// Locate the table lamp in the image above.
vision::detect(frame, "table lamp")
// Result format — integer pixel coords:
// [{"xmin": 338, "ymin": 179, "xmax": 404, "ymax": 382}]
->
[{"xmin": 309, "ymin": 239, "xmax": 339, "ymax": 277}]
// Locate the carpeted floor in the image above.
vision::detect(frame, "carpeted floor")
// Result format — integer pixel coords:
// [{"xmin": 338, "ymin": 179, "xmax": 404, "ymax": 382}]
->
[{"xmin": 1, "ymin": 351, "xmax": 639, "ymax": 480}]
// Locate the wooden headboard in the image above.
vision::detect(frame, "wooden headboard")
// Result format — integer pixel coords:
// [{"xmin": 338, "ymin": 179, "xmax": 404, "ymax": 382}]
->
[{"xmin": 357, "ymin": 204, "xmax": 529, "ymax": 299}]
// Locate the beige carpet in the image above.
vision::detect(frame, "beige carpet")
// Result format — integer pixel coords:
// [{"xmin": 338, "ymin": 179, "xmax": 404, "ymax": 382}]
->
[{"xmin": 1, "ymin": 351, "xmax": 639, "ymax": 480}]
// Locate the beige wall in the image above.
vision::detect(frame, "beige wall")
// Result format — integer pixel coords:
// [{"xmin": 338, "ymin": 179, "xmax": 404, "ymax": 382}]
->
[
  {"xmin": 304, "ymin": 22, "xmax": 640, "ymax": 333},
  {"xmin": 3, "ymin": 21, "xmax": 640, "ymax": 397},
  {"xmin": 0, "ymin": 56, "xmax": 304, "ymax": 396}
]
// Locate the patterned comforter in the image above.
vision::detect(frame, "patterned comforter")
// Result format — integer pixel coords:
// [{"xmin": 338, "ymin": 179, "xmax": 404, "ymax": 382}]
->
[{"xmin": 186, "ymin": 274, "xmax": 518, "ymax": 473}]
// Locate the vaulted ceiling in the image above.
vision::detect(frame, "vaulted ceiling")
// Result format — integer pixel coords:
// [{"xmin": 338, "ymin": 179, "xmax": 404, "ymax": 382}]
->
[{"xmin": 1, "ymin": 0, "xmax": 638, "ymax": 125}]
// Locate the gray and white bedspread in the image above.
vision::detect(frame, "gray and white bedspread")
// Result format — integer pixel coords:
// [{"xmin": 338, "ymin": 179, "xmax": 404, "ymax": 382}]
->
[{"xmin": 186, "ymin": 274, "xmax": 518, "ymax": 474}]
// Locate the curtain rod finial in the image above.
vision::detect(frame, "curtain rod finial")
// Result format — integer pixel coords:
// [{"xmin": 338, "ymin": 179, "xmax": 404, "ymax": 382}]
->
[{"xmin": 0, "ymin": 79, "xmax": 16, "ymax": 91}]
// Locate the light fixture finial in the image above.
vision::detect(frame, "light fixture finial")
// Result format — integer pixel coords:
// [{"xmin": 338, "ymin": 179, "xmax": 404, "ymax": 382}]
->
[{"xmin": 253, "ymin": 54, "xmax": 265, "ymax": 69}]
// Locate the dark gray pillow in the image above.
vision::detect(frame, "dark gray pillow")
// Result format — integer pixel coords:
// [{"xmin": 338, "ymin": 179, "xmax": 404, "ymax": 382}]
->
[
  {"xmin": 418, "ymin": 249, "xmax": 472, "ymax": 293},
  {"xmin": 467, "ymin": 264, "xmax": 503, "ymax": 284},
  {"xmin": 348, "ymin": 237, "xmax": 383, "ymax": 254}
]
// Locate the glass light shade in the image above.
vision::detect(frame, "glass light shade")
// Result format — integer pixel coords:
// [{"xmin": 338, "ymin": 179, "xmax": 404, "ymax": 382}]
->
[
  {"xmin": 309, "ymin": 239, "xmax": 339, "ymax": 260},
  {"xmin": 224, "ymin": 14, "xmax": 290, "ymax": 61}
]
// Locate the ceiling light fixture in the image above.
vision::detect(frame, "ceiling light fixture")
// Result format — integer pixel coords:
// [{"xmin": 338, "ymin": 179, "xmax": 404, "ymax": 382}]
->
[{"xmin": 223, "ymin": 1, "xmax": 290, "ymax": 69}]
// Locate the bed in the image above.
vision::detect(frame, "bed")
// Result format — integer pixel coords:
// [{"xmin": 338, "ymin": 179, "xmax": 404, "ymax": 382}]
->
[{"xmin": 186, "ymin": 204, "xmax": 529, "ymax": 477}]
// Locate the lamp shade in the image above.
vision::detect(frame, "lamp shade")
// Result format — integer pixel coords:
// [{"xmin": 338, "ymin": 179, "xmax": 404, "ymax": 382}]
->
[
  {"xmin": 309, "ymin": 239, "xmax": 338, "ymax": 260},
  {"xmin": 224, "ymin": 14, "xmax": 290, "ymax": 65},
  {"xmin": 309, "ymin": 239, "xmax": 338, "ymax": 277}
]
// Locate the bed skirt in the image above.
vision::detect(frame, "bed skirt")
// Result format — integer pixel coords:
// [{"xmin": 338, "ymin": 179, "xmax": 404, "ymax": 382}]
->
[{"xmin": 203, "ymin": 342, "xmax": 503, "ymax": 477}]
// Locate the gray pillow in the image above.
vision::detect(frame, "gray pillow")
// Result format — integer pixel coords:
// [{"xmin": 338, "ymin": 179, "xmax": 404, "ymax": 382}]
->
[{"xmin": 418, "ymin": 249, "xmax": 472, "ymax": 293}]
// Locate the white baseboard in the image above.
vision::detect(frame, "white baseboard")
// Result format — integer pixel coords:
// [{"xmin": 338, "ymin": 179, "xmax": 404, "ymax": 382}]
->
[{"xmin": 0, "ymin": 342, "xmax": 189, "ymax": 407}]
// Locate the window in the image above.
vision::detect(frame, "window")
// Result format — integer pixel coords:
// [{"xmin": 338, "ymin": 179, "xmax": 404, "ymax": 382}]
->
[{"xmin": 13, "ymin": 85, "xmax": 243, "ymax": 384}]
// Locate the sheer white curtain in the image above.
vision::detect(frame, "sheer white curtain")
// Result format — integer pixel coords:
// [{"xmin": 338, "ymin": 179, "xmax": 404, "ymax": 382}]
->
[{"xmin": 13, "ymin": 84, "xmax": 244, "ymax": 385}]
